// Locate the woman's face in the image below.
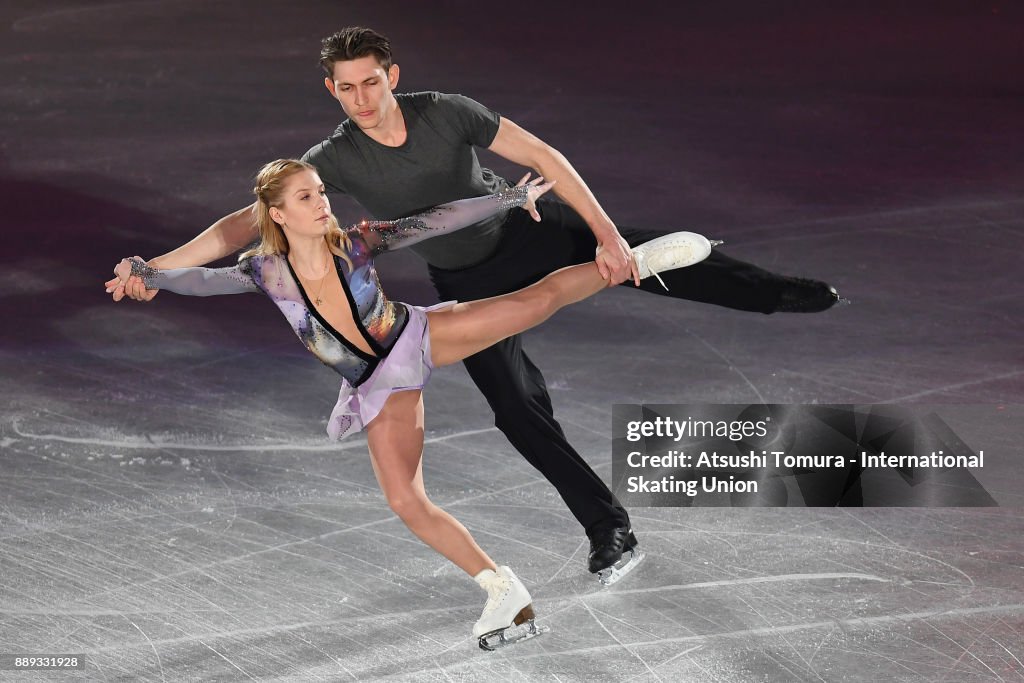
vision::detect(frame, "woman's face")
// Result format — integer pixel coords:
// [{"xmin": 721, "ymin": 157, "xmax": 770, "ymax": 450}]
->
[{"xmin": 270, "ymin": 169, "xmax": 332, "ymax": 238}]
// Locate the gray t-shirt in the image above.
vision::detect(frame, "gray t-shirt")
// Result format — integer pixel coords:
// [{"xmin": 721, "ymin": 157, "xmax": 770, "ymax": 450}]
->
[{"xmin": 302, "ymin": 91, "xmax": 508, "ymax": 269}]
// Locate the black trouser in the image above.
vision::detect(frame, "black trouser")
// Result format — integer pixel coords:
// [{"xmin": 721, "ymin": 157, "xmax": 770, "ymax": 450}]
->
[{"xmin": 427, "ymin": 199, "xmax": 788, "ymax": 534}]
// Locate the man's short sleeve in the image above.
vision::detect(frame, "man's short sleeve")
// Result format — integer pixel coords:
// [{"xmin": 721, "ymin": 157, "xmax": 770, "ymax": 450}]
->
[
  {"xmin": 301, "ymin": 141, "xmax": 348, "ymax": 194},
  {"xmin": 437, "ymin": 93, "xmax": 502, "ymax": 148}
]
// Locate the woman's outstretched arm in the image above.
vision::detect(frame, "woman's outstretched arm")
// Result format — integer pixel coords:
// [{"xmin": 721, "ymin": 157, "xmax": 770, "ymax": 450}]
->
[
  {"xmin": 355, "ymin": 175, "xmax": 553, "ymax": 255},
  {"xmin": 110, "ymin": 257, "xmax": 260, "ymax": 297}
]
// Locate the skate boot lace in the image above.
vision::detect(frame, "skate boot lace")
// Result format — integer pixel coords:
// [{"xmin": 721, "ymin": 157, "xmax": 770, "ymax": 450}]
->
[{"xmin": 633, "ymin": 250, "xmax": 669, "ymax": 291}]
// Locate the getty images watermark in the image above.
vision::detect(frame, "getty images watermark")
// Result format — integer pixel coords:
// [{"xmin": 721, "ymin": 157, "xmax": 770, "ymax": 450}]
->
[{"xmin": 612, "ymin": 404, "xmax": 1007, "ymax": 507}]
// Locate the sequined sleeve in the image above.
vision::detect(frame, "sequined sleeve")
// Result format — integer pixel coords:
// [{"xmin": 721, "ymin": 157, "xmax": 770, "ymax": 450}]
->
[
  {"xmin": 351, "ymin": 185, "xmax": 531, "ymax": 254},
  {"xmin": 129, "ymin": 258, "xmax": 260, "ymax": 297}
]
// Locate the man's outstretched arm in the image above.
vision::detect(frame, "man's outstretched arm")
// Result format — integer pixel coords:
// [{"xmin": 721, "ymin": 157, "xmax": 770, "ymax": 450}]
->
[
  {"xmin": 110, "ymin": 203, "xmax": 260, "ymax": 301},
  {"xmin": 487, "ymin": 117, "xmax": 638, "ymax": 286}
]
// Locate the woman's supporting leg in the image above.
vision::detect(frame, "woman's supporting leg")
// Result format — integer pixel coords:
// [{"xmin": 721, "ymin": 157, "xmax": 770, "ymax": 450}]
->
[
  {"xmin": 428, "ymin": 262, "xmax": 607, "ymax": 368},
  {"xmin": 365, "ymin": 388, "xmax": 497, "ymax": 577}
]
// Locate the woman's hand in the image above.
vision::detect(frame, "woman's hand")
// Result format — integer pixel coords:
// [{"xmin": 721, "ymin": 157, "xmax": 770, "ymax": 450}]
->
[{"xmin": 514, "ymin": 172, "xmax": 556, "ymax": 222}]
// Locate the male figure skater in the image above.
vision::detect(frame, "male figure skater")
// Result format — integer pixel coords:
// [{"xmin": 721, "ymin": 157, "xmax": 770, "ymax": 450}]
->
[{"xmin": 113, "ymin": 27, "xmax": 841, "ymax": 584}]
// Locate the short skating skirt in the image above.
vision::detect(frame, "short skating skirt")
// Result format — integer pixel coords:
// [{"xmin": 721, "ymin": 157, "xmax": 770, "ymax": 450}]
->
[{"xmin": 326, "ymin": 301, "xmax": 456, "ymax": 441}]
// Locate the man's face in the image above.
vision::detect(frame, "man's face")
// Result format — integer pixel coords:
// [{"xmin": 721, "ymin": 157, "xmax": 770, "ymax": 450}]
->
[{"xmin": 325, "ymin": 55, "xmax": 399, "ymax": 130}]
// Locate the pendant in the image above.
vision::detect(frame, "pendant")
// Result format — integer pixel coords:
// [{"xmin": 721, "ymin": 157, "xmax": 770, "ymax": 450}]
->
[{"xmin": 315, "ymin": 297, "xmax": 323, "ymax": 306}]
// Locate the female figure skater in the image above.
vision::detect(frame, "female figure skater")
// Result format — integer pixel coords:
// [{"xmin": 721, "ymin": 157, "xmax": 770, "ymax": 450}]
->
[{"xmin": 108, "ymin": 159, "xmax": 713, "ymax": 650}]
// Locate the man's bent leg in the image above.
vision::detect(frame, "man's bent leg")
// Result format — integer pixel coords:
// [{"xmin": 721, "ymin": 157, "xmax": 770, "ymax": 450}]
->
[
  {"xmin": 459, "ymin": 333, "xmax": 629, "ymax": 533},
  {"xmin": 428, "ymin": 217, "xmax": 638, "ymax": 577}
]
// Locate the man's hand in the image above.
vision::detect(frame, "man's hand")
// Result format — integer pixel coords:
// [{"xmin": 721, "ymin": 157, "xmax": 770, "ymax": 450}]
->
[
  {"xmin": 123, "ymin": 274, "xmax": 159, "ymax": 301},
  {"xmin": 104, "ymin": 275, "xmax": 158, "ymax": 302},
  {"xmin": 596, "ymin": 231, "xmax": 639, "ymax": 287}
]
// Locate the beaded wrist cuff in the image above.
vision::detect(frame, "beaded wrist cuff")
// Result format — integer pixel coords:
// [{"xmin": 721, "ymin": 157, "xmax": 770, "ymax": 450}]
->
[
  {"xmin": 497, "ymin": 185, "xmax": 531, "ymax": 211},
  {"xmin": 129, "ymin": 258, "xmax": 159, "ymax": 288}
]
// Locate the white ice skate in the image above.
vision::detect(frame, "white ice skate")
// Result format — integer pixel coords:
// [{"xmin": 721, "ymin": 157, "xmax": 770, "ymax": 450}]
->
[
  {"xmin": 632, "ymin": 231, "xmax": 722, "ymax": 291},
  {"xmin": 472, "ymin": 566, "xmax": 547, "ymax": 651}
]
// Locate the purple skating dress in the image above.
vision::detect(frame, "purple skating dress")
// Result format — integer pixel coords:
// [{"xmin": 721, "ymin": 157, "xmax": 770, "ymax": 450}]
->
[{"xmin": 132, "ymin": 186, "xmax": 530, "ymax": 440}]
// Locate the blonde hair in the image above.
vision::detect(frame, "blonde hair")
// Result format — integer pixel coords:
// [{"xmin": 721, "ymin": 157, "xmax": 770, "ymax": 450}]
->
[{"xmin": 240, "ymin": 158, "xmax": 353, "ymax": 272}]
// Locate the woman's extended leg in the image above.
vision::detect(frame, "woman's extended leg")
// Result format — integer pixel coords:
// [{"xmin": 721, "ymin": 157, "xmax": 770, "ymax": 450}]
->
[
  {"xmin": 364, "ymin": 388, "xmax": 496, "ymax": 576},
  {"xmin": 428, "ymin": 262, "xmax": 607, "ymax": 368}
]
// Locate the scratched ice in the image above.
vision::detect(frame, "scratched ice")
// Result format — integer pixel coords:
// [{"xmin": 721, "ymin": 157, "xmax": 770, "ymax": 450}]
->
[{"xmin": 2, "ymin": 1, "xmax": 1024, "ymax": 680}]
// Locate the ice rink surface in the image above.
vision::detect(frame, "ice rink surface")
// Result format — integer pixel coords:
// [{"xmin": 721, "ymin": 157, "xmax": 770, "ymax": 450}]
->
[{"xmin": 1, "ymin": 1, "xmax": 1022, "ymax": 680}]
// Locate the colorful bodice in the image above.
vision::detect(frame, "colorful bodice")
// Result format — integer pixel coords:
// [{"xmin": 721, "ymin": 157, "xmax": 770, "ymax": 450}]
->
[{"xmin": 239, "ymin": 236, "xmax": 406, "ymax": 385}]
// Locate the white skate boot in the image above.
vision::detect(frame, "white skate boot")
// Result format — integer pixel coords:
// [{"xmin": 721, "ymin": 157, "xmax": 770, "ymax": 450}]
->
[
  {"xmin": 472, "ymin": 566, "xmax": 547, "ymax": 651},
  {"xmin": 632, "ymin": 231, "xmax": 721, "ymax": 291}
]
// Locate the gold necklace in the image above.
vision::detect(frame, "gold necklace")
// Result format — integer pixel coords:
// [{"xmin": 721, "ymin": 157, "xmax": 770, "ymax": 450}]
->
[{"xmin": 294, "ymin": 248, "xmax": 331, "ymax": 306}]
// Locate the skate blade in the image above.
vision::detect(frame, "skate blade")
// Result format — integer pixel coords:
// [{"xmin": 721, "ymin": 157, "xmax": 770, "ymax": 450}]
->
[
  {"xmin": 709, "ymin": 239, "xmax": 724, "ymax": 247},
  {"xmin": 478, "ymin": 619, "xmax": 549, "ymax": 651},
  {"xmin": 597, "ymin": 548, "xmax": 646, "ymax": 587}
]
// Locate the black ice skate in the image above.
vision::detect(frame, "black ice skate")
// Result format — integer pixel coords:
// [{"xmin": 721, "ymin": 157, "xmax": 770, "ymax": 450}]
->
[
  {"xmin": 588, "ymin": 526, "xmax": 646, "ymax": 586},
  {"xmin": 775, "ymin": 277, "xmax": 850, "ymax": 312}
]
